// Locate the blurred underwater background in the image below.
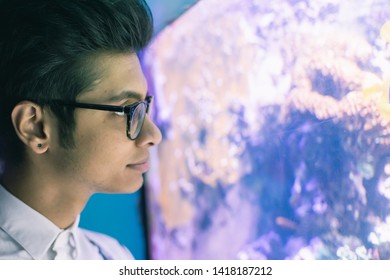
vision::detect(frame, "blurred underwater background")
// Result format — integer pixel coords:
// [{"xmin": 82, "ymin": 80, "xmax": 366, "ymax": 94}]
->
[{"xmin": 143, "ymin": 0, "xmax": 390, "ymax": 259}]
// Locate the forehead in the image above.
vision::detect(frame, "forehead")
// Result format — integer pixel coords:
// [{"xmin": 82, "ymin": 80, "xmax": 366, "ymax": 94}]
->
[{"xmin": 79, "ymin": 52, "xmax": 147, "ymax": 102}]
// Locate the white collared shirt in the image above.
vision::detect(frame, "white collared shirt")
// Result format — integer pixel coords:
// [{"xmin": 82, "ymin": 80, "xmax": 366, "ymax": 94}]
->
[{"xmin": 0, "ymin": 185, "xmax": 134, "ymax": 260}]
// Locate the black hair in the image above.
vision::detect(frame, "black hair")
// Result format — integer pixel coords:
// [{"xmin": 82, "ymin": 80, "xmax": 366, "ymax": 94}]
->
[{"xmin": 0, "ymin": 0, "xmax": 153, "ymax": 163}]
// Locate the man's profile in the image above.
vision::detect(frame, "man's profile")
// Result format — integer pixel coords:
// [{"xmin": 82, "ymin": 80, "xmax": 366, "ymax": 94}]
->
[{"xmin": 0, "ymin": 0, "xmax": 162, "ymax": 259}]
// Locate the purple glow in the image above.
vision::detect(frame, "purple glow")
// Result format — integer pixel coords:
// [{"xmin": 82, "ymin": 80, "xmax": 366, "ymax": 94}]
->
[{"xmin": 144, "ymin": 0, "xmax": 390, "ymax": 259}]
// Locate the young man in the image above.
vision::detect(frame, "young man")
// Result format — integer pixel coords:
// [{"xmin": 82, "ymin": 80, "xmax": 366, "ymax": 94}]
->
[{"xmin": 0, "ymin": 0, "xmax": 162, "ymax": 259}]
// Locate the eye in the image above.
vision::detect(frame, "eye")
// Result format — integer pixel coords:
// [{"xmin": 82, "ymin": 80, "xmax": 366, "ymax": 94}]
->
[{"xmin": 114, "ymin": 111, "xmax": 125, "ymax": 116}]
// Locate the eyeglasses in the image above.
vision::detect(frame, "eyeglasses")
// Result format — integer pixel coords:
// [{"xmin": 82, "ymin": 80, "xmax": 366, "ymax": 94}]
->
[{"xmin": 52, "ymin": 96, "xmax": 152, "ymax": 140}]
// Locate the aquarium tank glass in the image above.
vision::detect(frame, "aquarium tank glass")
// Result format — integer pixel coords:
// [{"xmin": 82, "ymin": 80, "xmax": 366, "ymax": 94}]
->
[{"xmin": 143, "ymin": 0, "xmax": 390, "ymax": 259}]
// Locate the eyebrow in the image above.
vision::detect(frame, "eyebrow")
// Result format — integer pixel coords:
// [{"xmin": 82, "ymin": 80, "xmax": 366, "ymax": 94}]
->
[{"xmin": 103, "ymin": 90, "xmax": 144, "ymax": 103}]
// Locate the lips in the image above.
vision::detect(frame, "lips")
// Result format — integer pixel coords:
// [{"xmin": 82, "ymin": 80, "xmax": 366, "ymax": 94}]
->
[{"xmin": 127, "ymin": 158, "xmax": 150, "ymax": 173}]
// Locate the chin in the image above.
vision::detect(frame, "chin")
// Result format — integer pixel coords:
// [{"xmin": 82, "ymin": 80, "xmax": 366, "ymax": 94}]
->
[
  {"xmin": 115, "ymin": 178, "xmax": 145, "ymax": 194},
  {"xmin": 98, "ymin": 171, "xmax": 145, "ymax": 194},
  {"xmin": 123, "ymin": 184, "xmax": 144, "ymax": 194}
]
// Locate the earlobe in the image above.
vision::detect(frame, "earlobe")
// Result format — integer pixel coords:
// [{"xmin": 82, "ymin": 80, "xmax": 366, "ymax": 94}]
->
[{"xmin": 11, "ymin": 101, "xmax": 49, "ymax": 154}]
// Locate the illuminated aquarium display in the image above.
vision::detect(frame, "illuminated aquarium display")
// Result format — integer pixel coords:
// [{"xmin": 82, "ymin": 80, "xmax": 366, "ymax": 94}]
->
[{"xmin": 143, "ymin": 0, "xmax": 390, "ymax": 259}]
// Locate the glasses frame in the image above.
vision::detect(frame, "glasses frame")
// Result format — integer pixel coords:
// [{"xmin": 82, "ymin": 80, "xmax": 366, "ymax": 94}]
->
[{"xmin": 51, "ymin": 95, "xmax": 152, "ymax": 140}]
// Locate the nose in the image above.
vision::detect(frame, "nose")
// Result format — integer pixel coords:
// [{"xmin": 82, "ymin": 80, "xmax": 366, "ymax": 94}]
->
[{"xmin": 136, "ymin": 115, "xmax": 162, "ymax": 147}]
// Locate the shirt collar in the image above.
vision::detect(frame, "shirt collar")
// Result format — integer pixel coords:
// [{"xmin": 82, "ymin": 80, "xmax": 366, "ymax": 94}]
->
[
  {"xmin": 0, "ymin": 184, "xmax": 62, "ymax": 259},
  {"xmin": 66, "ymin": 216, "xmax": 80, "ymax": 259}
]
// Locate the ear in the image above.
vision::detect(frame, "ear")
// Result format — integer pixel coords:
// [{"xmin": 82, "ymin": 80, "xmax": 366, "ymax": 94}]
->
[{"xmin": 11, "ymin": 101, "xmax": 50, "ymax": 154}]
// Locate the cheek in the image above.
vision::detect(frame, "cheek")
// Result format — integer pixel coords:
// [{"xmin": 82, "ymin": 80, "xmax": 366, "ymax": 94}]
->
[
  {"xmin": 74, "ymin": 113, "xmax": 126, "ymax": 162},
  {"xmin": 77, "ymin": 131, "xmax": 127, "ymax": 171},
  {"xmin": 78, "ymin": 144, "xmax": 144, "ymax": 193},
  {"xmin": 69, "ymin": 114, "xmax": 142, "ymax": 192},
  {"xmin": 74, "ymin": 126, "xmax": 138, "ymax": 181}
]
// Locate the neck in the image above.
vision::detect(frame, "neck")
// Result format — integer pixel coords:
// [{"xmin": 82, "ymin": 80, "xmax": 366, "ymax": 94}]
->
[{"xmin": 1, "ymin": 161, "xmax": 91, "ymax": 229}]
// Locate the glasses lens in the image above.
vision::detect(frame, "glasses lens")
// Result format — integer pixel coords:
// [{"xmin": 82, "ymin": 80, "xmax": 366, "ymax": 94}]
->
[{"xmin": 129, "ymin": 103, "xmax": 146, "ymax": 139}]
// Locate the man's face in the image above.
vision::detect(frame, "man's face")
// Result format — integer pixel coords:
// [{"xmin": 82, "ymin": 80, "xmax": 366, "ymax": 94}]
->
[{"xmin": 49, "ymin": 53, "xmax": 162, "ymax": 194}]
